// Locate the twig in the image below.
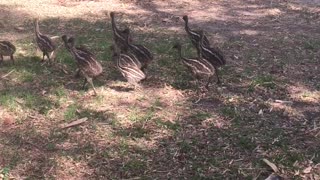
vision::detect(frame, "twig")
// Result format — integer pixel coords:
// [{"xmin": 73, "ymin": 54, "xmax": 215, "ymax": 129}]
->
[
  {"xmin": 1, "ymin": 69, "xmax": 15, "ymax": 79},
  {"xmin": 275, "ymin": 100, "xmax": 293, "ymax": 105},
  {"xmin": 263, "ymin": 158, "xmax": 279, "ymax": 173},
  {"xmin": 50, "ymin": 35, "xmax": 60, "ymax": 40},
  {"xmin": 60, "ymin": 117, "xmax": 88, "ymax": 129}
]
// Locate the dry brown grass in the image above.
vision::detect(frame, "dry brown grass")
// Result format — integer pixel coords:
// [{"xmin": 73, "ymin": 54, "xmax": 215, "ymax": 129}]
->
[{"xmin": 1, "ymin": 0, "xmax": 320, "ymax": 179}]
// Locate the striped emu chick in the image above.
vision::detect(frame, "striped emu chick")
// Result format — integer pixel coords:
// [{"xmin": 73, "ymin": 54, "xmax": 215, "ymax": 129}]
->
[
  {"xmin": 62, "ymin": 35, "xmax": 103, "ymax": 95},
  {"xmin": 123, "ymin": 29, "xmax": 153, "ymax": 73},
  {"xmin": 0, "ymin": 41, "xmax": 16, "ymax": 64},
  {"xmin": 196, "ymin": 31, "xmax": 225, "ymax": 84},
  {"xmin": 173, "ymin": 35, "xmax": 215, "ymax": 90},
  {"xmin": 34, "ymin": 18, "xmax": 56, "ymax": 63},
  {"xmin": 109, "ymin": 12, "xmax": 132, "ymax": 53},
  {"xmin": 111, "ymin": 46, "xmax": 146, "ymax": 85},
  {"xmin": 182, "ymin": 15, "xmax": 210, "ymax": 48}
]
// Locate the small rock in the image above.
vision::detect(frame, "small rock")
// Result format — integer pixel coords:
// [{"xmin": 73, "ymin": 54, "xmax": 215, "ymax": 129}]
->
[{"xmin": 265, "ymin": 174, "xmax": 282, "ymax": 180}]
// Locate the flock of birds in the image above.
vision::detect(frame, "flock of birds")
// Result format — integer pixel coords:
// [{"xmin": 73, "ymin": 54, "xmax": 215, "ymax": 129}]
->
[{"xmin": 0, "ymin": 12, "xmax": 226, "ymax": 96}]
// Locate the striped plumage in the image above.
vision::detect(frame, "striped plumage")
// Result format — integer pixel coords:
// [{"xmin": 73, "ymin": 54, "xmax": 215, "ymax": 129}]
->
[
  {"xmin": 110, "ymin": 12, "xmax": 132, "ymax": 52},
  {"xmin": 34, "ymin": 18, "xmax": 56, "ymax": 63},
  {"xmin": 123, "ymin": 29, "xmax": 153, "ymax": 73},
  {"xmin": 62, "ymin": 35, "xmax": 103, "ymax": 95},
  {"xmin": 0, "ymin": 41, "xmax": 16, "ymax": 64},
  {"xmin": 183, "ymin": 15, "xmax": 210, "ymax": 48},
  {"xmin": 173, "ymin": 42, "xmax": 215, "ymax": 89},
  {"xmin": 111, "ymin": 46, "xmax": 145, "ymax": 85},
  {"xmin": 117, "ymin": 53, "xmax": 146, "ymax": 84},
  {"xmin": 196, "ymin": 31, "xmax": 225, "ymax": 84},
  {"xmin": 197, "ymin": 41, "xmax": 225, "ymax": 67}
]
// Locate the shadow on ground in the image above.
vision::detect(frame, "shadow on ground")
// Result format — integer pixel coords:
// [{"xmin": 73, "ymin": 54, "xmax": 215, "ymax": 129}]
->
[{"xmin": 1, "ymin": 0, "xmax": 320, "ymax": 179}]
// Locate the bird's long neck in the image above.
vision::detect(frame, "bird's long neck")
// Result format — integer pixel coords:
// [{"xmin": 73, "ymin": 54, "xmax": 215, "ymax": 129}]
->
[
  {"xmin": 34, "ymin": 20, "xmax": 41, "ymax": 37},
  {"xmin": 197, "ymin": 33, "xmax": 204, "ymax": 58},
  {"xmin": 62, "ymin": 38, "xmax": 71, "ymax": 53},
  {"xmin": 68, "ymin": 43, "xmax": 78, "ymax": 58},
  {"xmin": 111, "ymin": 15, "xmax": 121, "ymax": 36},
  {"xmin": 184, "ymin": 19, "xmax": 192, "ymax": 35},
  {"xmin": 197, "ymin": 46, "xmax": 202, "ymax": 59},
  {"xmin": 125, "ymin": 33, "xmax": 133, "ymax": 50}
]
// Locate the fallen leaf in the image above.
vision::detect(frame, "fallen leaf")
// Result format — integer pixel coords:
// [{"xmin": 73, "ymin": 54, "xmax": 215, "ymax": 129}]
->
[
  {"xmin": 263, "ymin": 158, "xmax": 279, "ymax": 173},
  {"xmin": 259, "ymin": 109, "xmax": 264, "ymax": 115},
  {"xmin": 303, "ymin": 166, "xmax": 312, "ymax": 174}
]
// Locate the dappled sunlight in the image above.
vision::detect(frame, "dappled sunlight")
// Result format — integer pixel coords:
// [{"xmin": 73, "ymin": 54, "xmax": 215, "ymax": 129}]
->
[
  {"xmin": 55, "ymin": 156, "xmax": 92, "ymax": 179},
  {"xmin": 287, "ymin": 84, "xmax": 320, "ymax": 103},
  {"xmin": 200, "ymin": 115, "xmax": 231, "ymax": 129},
  {"xmin": 1, "ymin": 0, "xmax": 320, "ymax": 179},
  {"xmin": 268, "ymin": 101, "xmax": 305, "ymax": 121}
]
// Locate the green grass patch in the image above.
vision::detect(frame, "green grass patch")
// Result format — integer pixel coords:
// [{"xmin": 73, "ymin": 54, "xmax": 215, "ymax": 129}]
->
[
  {"xmin": 119, "ymin": 139, "xmax": 130, "ymax": 155},
  {"xmin": 0, "ymin": 167, "xmax": 10, "ymax": 180},
  {"xmin": 123, "ymin": 158, "xmax": 147, "ymax": 172},
  {"xmin": 54, "ymin": 86, "xmax": 67, "ymax": 98},
  {"xmin": 64, "ymin": 104, "xmax": 79, "ymax": 121},
  {"xmin": 120, "ymin": 124, "xmax": 151, "ymax": 139},
  {"xmin": 155, "ymin": 119, "xmax": 180, "ymax": 131},
  {"xmin": 128, "ymin": 107, "xmax": 154, "ymax": 123},
  {"xmin": 220, "ymin": 107, "xmax": 242, "ymax": 124},
  {"xmin": 177, "ymin": 140, "xmax": 193, "ymax": 153},
  {"xmin": 189, "ymin": 111, "xmax": 211, "ymax": 121},
  {"xmin": 237, "ymin": 135, "xmax": 256, "ymax": 151},
  {"xmin": 0, "ymin": 92, "xmax": 18, "ymax": 110},
  {"xmin": 248, "ymin": 75, "xmax": 276, "ymax": 92}
]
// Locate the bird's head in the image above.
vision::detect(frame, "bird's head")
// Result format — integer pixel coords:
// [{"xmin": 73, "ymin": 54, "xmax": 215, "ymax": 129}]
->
[
  {"xmin": 182, "ymin": 15, "xmax": 188, "ymax": 22},
  {"xmin": 110, "ymin": 12, "xmax": 115, "ymax": 18},
  {"xmin": 61, "ymin": 35, "xmax": 68, "ymax": 43}
]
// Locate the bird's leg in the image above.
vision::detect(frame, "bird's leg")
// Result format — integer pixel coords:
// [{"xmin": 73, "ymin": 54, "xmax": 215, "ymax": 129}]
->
[
  {"xmin": 10, "ymin": 55, "xmax": 14, "ymax": 65},
  {"xmin": 42, "ymin": 52, "xmax": 46, "ymax": 62},
  {"xmin": 49, "ymin": 51, "xmax": 55, "ymax": 63},
  {"xmin": 46, "ymin": 52, "xmax": 52, "ymax": 64},
  {"xmin": 214, "ymin": 66, "xmax": 221, "ymax": 84},
  {"xmin": 194, "ymin": 79, "xmax": 202, "ymax": 103},
  {"xmin": 0, "ymin": 55, "xmax": 3, "ymax": 64},
  {"xmin": 82, "ymin": 78, "xmax": 88, "ymax": 90},
  {"xmin": 74, "ymin": 69, "xmax": 81, "ymax": 78},
  {"xmin": 195, "ymin": 88, "xmax": 202, "ymax": 104},
  {"xmin": 87, "ymin": 77, "xmax": 97, "ymax": 96},
  {"xmin": 205, "ymin": 76, "xmax": 213, "ymax": 90}
]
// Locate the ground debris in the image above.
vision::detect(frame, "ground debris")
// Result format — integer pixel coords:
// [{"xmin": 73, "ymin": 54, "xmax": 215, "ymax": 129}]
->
[{"xmin": 59, "ymin": 117, "xmax": 88, "ymax": 129}]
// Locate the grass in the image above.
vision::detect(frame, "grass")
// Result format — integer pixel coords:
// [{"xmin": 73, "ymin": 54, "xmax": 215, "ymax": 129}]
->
[
  {"xmin": 0, "ymin": 167, "xmax": 10, "ymax": 180},
  {"xmin": 248, "ymin": 74, "xmax": 276, "ymax": 92},
  {"xmin": 1, "ymin": 0, "xmax": 320, "ymax": 179},
  {"xmin": 155, "ymin": 118, "xmax": 180, "ymax": 131},
  {"xmin": 64, "ymin": 104, "xmax": 79, "ymax": 121}
]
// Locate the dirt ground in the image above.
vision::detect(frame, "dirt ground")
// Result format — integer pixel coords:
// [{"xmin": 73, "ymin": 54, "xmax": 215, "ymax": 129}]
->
[{"xmin": 0, "ymin": 0, "xmax": 320, "ymax": 179}]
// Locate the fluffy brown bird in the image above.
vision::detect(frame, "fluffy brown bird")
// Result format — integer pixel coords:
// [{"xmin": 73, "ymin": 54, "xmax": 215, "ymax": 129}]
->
[
  {"xmin": 0, "ymin": 41, "xmax": 16, "ymax": 64},
  {"xmin": 111, "ymin": 45, "xmax": 145, "ymax": 86},
  {"xmin": 195, "ymin": 31, "xmax": 225, "ymax": 84},
  {"xmin": 182, "ymin": 15, "xmax": 210, "ymax": 48},
  {"xmin": 110, "ymin": 12, "xmax": 132, "ymax": 53},
  {"xmin": 62, "ymin": 35, "xmax": 103, "ymax": 95},
  {"xmin": 122, "ymin": 28, "xmax": 153, "ymax": 73},
  {"xmin": 34, "ymin": 18, "xmax": 56, "ymax": 63},
  {"xmin": 173, "ymin": 42, "xmax": 215, "ymax": 89}
]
